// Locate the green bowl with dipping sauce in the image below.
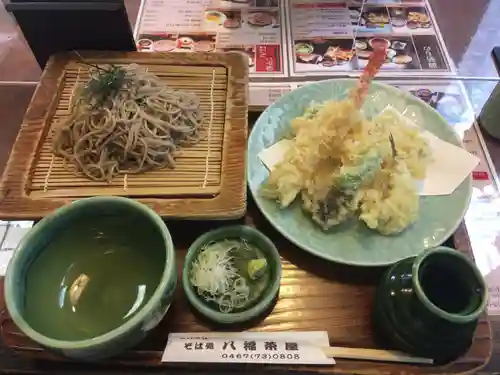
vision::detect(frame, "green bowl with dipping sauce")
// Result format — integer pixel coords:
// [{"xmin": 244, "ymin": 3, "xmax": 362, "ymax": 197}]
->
[
  {"xmin": 4, "ymin": 196, "xmax": 176, "ymax": 361},
  {"xmin": 182, "ymin": 225, "xmax": 282, "ymax": 325}
]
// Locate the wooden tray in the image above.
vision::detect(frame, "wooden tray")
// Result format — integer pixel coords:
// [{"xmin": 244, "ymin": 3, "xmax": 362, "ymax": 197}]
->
[
  {"xmin": 0, "ymin": 202, "xmax": 492, "ymax": 375},
  {"xmin": 0, "ymin": 51, "xmax": 248, "ymax": 219}
]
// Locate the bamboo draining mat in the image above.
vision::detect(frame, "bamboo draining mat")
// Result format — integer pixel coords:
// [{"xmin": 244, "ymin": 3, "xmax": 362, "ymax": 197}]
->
[{"xmin": 0, "ymin": 51, "xmax": 248, "ymax": 219}]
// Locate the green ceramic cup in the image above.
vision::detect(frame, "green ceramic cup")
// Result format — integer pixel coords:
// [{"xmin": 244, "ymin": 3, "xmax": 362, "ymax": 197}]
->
[
  {"xmin": 4, "ymin": 196, "xmax": 177, "ymax": 361},
  {"xmin": 182, "ymin": 225, "xmax": 282, "ymax": 325},
  {"xmin": 373, "ymin": 246, "xmax": 487, "ymax": 363}
]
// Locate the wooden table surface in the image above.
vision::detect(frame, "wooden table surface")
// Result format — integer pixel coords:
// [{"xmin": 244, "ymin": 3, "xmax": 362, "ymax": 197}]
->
[{"xmin": 0, "ymin": 84, "xmax": 499, "ymax": 373}]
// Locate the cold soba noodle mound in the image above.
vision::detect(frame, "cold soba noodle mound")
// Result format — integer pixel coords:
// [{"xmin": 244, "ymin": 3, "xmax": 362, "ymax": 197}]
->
[
  {"xmin": 52, "ymin": 64, "xmax": 203, "ymax": 182},
  {"xmin": 261, "ymin": 99, "xmax": 432, "ymax": 235}
]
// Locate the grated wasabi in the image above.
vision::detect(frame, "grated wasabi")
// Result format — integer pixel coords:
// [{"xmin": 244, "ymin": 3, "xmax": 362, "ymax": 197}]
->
[{"xmin": 247, "ymin": 258, "xmax": 268, "ymax": 280}]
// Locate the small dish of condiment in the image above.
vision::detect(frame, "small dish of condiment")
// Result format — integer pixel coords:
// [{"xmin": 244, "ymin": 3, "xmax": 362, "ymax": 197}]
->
[
  {"xmin": 182, "ymin": 225, "xmax": 282, "ymax": 325},
  {"xmin": 355, "ymin": 41, "xmax": 367, "ymax": 50},
  {"xmin": 137, "ymin": 39, "xmax": 153, "ymax": 51},
  {"xmin": 392, "ymin": 41, "xmax": 407, "ymax": 51}
]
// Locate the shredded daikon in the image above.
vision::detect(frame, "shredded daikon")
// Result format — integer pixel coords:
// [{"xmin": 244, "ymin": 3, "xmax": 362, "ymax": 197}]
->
[{"xmin": 190, "ymin": 240, "xmax": 251, "ymax": 313}]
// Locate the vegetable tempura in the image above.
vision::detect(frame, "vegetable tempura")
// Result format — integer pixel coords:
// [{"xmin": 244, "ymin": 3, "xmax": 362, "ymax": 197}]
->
[{"xmin": 261, "ymin": 100, "xmax": 431, "ymax": 235}]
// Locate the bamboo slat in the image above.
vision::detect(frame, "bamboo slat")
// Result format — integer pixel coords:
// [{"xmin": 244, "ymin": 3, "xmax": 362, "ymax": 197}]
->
[{"xmin": 0, "ymin": 51, "xmax": 248, "ymax": 219}]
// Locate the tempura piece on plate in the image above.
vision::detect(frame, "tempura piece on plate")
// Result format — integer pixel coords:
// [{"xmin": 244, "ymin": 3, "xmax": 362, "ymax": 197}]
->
[
  {"xmin": 302, "ymin": 188, "xmax": 361, "ymax": 230},
  {"xmin": 259, "ymin": 46, "xmax": 434, "ymax": 236},
  {"xmin": 300, "ymin": 148, "xmax": 384, "ymax": 230},
  {"xmin": 260, "ymin": 97, "xmax": 432, "ymax": 235},
  {"xmin": 373, "ymin": 109, "xmax": 432, "ymax": 179},
  {"xmin": 261, "ymin": 99, "xmax": 365, "ymax": 209},
  {"xmin": 358, "ymin": 160, "xmax": 419, "ymax": 235},
  {"xmin": 260, "ymin": 156, "xmax": 303, "ymax": 208}
]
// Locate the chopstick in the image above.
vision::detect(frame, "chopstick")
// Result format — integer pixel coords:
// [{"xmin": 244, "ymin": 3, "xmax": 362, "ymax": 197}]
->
[{"xmin": 321, "ymin": 346, "xmax": 434, "ymax": 365}]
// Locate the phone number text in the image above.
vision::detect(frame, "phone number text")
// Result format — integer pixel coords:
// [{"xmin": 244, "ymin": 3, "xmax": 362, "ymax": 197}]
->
[{"xmin": 220, "ymin": 353, "xmax": 300, "ymax": 360}]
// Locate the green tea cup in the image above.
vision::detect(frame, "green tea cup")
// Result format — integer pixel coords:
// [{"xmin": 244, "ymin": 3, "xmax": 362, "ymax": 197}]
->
[{"xmin": 373, "ymin": 246, "xmax": 487, "ymax": 363}]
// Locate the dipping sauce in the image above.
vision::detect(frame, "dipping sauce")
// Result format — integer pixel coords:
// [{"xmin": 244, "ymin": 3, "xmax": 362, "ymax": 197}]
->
[{"xmin": 23, "ymin": 214, "xmax": 165, "ymax": 341}]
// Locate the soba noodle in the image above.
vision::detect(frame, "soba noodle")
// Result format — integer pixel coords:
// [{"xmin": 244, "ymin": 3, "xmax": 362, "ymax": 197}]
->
[{"xmin": 52, "ymin": 64, "xmax": 204, "ymax": 182}]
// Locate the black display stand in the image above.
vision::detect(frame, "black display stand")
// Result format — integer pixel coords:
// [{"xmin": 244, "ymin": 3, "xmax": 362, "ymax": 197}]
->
[{"xmin": 6, "ymin": 0, "xmax": 136, "ymax": 69}]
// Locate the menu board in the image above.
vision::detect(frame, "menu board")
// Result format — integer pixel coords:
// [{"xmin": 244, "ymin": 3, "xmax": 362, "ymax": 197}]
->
[
  {"xmin": 136, "ymin": 0, "xmax": 288, "ymax": 77},
  {"xmin": 287, "ymin": 0, "xmax": 452, "ymax": 76},
  {"xmin": 135, "ymin": 0, "xmax": 455, "ymax": 106}
]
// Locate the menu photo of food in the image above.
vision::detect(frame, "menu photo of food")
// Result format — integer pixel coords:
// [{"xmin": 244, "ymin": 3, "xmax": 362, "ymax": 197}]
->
[
  {"xmin": 366, "ymin": 0, "xmax": 403, "ymax": 4},
  {"xmin": 400, "ymin": 0, "xmax": 426, "ymax": 4},
  {"xmin": 358, "ymin": 6, "xmax": 393, "ymax": 33},
  {"xmin": 366, "ymin": 0, "xmax": 426, "ymax": 3},
  {"xmin": 204, "ymin": 9, "xmax": 243, "ymax": 30},
  {"xmin": 294, "ymin": 38, "xmax": 355, "ymax": 72},
  {"xmin": 389, "ymin": 6, "xmax": 433, "ymax": 33},
  {"xmin": 255, "ymin": 0, "xmax": 278, "ymax": 6},
  {"xmin": 246, "ymin": 9, "xmax": 279, "ymax": 28},
  {"xmin": 209, "ymin": 0, "xmax": 277, "ymax": 8},
  {"xmin": 176, "ymin": 33, "xmax": 217, "ymax": 52},
  {"xmin": 137, "ymin": 37, "xmax": 155, "ymax": 52},
  {"xmin": 136, "ymin": 33, "xmax": 178, "ymax": 52},
  {"xmin": 355, "ymin": 36, "xmax": 421, "ymax": 70},
  {"xmin": 349, "ymin": 7, "xmax": 362, "ymax": 26},
  {"xmin": 413, "ymin": 34, "xmax": 448, "ymax": 70},
  {"xmin": 210, "ymin": 0, "xmax": 255, "ymax": 8}
]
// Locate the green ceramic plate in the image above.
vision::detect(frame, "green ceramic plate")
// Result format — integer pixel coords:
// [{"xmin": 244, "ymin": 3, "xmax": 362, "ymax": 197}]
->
[{"xmin": 247, "ymin": 79, "xmax": 472, "ymax": 267}]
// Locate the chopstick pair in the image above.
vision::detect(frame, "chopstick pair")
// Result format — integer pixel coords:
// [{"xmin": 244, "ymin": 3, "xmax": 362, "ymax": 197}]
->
[{"xmin": 321, "ymin": 346, "xmax": 433, "ymax": 365}]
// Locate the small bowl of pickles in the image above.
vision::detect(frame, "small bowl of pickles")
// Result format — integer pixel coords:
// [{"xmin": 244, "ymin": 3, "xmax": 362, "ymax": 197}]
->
[{"xmin": 182, "ymin": 225, "xmax": 282, "ymax": 325}]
